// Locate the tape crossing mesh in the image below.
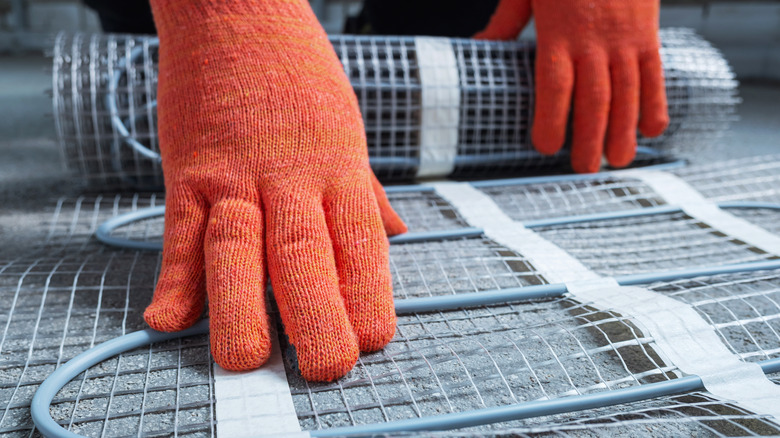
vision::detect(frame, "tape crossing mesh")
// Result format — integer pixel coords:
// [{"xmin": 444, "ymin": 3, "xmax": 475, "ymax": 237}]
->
[
  {"xmin": 4, "ymin": 158, "xmax": 780, "ymax": 436},
  {"xmin": 51, "ymin": 28, "xmax": 738, "ymax": 189}
]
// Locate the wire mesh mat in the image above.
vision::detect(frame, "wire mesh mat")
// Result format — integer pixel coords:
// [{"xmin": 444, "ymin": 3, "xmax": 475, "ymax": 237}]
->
[
  {"xmin": 7, "ymin": 162, "xmax": 780, "ymax": 436},
  {"xmin": 51, "ymin": 29, "xmax": 738, "ymax": 189},
  {"xmin": 0, "ymin": 196, "xmax": 217, "ymax": 437}
]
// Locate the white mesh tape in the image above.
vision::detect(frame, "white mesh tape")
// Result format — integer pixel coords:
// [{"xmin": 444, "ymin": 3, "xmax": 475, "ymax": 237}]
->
[
  {"xmin": 214, "ymin": 326, "xmax": 306, "ymax": 437},
  {"xmin": 414, "ymin": 37, "xmax": 460, "ymax": 178},
  {"xmin": 624, "ymin": 169, "xmax": 780, "ymax": 256},
  {"xmin": 433, "ymin": 180, "xmax": 780, "ymax": 422}
]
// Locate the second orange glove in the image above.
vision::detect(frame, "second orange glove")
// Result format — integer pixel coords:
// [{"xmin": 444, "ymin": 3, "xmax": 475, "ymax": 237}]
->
[{"xmin": 476, "ymin": 0, "xmax": 670, "ymax": 173}]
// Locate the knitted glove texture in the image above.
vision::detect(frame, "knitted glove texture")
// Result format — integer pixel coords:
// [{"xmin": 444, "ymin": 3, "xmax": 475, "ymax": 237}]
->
[
  {"xmin": 144, "ymin": 0, "xmax": 407, "ymax": 382},
  {"xmin": 475, "ymin": 0, "xmax": 669, "ymax": 173}
]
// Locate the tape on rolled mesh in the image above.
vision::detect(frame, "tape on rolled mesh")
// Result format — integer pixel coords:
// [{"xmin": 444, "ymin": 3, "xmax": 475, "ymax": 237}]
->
[
  {"xmin": 414, "ymin": 37, "xmax": 460, "ymax": 178},
  {"xmin": 432, "ymin": 180, "xmax": 780, "ymax": 422}
]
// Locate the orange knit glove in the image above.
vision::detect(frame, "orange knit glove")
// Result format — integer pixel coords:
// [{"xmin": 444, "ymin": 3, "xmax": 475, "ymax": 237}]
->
[
  {"xmin": 143, "ymin": 0, "xmax": 407, "ymax": 382},
  {"xmin": 475, "ymin": 0, "xmax": 669, "ymax": 173}
]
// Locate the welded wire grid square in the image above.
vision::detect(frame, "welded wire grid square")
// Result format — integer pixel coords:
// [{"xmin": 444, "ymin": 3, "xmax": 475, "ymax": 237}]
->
[
  {"xmin": 647, "ymin": 269, "xmax": 780, "ymax": 363},
  {"xmin": 477, "ymin": 177, "xmax": 667, "ymax": 222},
  {"xmin": 286, "ymin": 298, "xmax": 677, "ymax": 432},
  {"xmin": 334, "ymin": 36, "xmax": 422, "ymax": 180},
  {"xmin": 390, "ymin": 236, "xmax": 545, "ymax": 300},
  {"xmin": 534, "ymin": 211, "xmax": 777, "ymax": 276},
  {"xmin": 675, "ymin": 156, "xmax": 780, "ymax": 204},
  {"xmin": 0, "ymin": 197, "xmax": 216, "ymax": 437},
  {"xmin": 53, "ymin": 33, "xmax": 162, "ymax": 189}
]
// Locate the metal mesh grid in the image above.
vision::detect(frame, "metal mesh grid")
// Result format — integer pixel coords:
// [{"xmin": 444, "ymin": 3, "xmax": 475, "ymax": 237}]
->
[
  {"xmin": 52, "ymin": 29, "xmax": 738, "ymax": 189},
  {"xmin": 647, "ymin": 269, "xmax": 780, "ymax": 364},
  {"xmin": 477, "ymin": 177, "xmax": 667, "ymax": 222},
  {"xmin": 534, "ymin": 212, "xmax": 776, "ymax": 276},
  {"xmin": 0, "ymin": 197, "xmax": 215, "ymax": 437},
  {"xmin": 6, "ymin": 176, "xmax": 780, "ymax": 435},
  {"xmin": 287, "ymin": 298, "xmax": 677, "ymax": 431},
  {"xmin": 675, "ymin": 155, "xmax": 780, "ymax": 204}
]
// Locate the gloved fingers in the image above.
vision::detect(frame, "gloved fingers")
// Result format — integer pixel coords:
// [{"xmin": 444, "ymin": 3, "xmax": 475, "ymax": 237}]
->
[
  {"xmin": 204, "ymin": 197, "xmax": 272, "ymax": 371},
  {"xmin": 473, "ymin": 0, "xmax": 533, "ymax": 41},
  {"xmin": 570, "ymin": 51, "xmax": 611, "ymax": 173},
  {"xmin": 531, "ymin": 46, "xmax": 574, "ymax": 156},
  {"xmin": 325, "ymin": 181, "xmax": 396, "ymax": 353},
  {"xmin": 605, "ymin": 50, "xmax": 641, "ymax": 168},
  {"xmin": 370, "ymin": 171, "xmax": 408, "ymax": 236},
  {"xmin": 638, "ymin": 49, "xmax": 669, "ymax": 138},
  {"xmin": 266, "ymin": 189, "xmax": 359, "ymax": 382},
  {"xmin": 144, "ymin": 184, "xmax": 208, "ymax": 332}
]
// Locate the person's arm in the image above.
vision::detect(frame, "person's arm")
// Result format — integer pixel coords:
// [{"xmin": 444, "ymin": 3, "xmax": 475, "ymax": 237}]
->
[
  {"xmin": 475, "ymin": 0, "xmax": 669, "ymax": 173},
  {"xmin": 144, "ymin": 0, "xmax": 406, "ymax": 382}
]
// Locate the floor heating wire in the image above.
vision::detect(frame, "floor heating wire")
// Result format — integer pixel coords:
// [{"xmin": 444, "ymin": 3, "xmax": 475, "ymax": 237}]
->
[{"xmin": 4, "ymin": 157, "xmax": 778, "ymax": 436}]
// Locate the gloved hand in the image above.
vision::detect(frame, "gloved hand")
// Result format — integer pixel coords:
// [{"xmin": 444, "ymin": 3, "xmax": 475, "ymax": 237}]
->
[
  {"xmin": 143, "ymin": 0, "xmax": 407, "ymax": 382},
  {"xmin": 474, "ymin": 0, "xmax": 669, "ymax": 173}
]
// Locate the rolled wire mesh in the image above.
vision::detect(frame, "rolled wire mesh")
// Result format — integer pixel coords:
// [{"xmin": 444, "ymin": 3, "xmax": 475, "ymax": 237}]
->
[
  {"xmin": 7, "ymin": 166, "xmax": 780, "ymax": 436},
  {"xmin": 51, "ymin": 28, "xmax": 738, "ymax": 189}
]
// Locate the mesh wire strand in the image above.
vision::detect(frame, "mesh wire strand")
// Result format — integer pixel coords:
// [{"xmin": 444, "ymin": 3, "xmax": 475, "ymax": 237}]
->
[{"xmin": 52, "ymin": 29, "xmax": 738, "ymax": 189}]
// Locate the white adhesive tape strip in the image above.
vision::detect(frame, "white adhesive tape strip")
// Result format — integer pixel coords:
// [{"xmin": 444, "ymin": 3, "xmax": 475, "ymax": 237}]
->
[
  {"xmin": 625, "ymin": 169, "xmax": 780, "ymax": 256},
  {"xmin": 414, "ymin": 37, "xmax": 460, "ymax": 178},
  {"xmin": 433, "ymin": 181, "xmax": 780, "ymax": 421},
  {"xmin": 567, "ymin": 280, "xmax": 780, "ymax": 420},
  {"xmin": 214, "ymin": 326, "xmax": 306, "ymax": 437}
]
